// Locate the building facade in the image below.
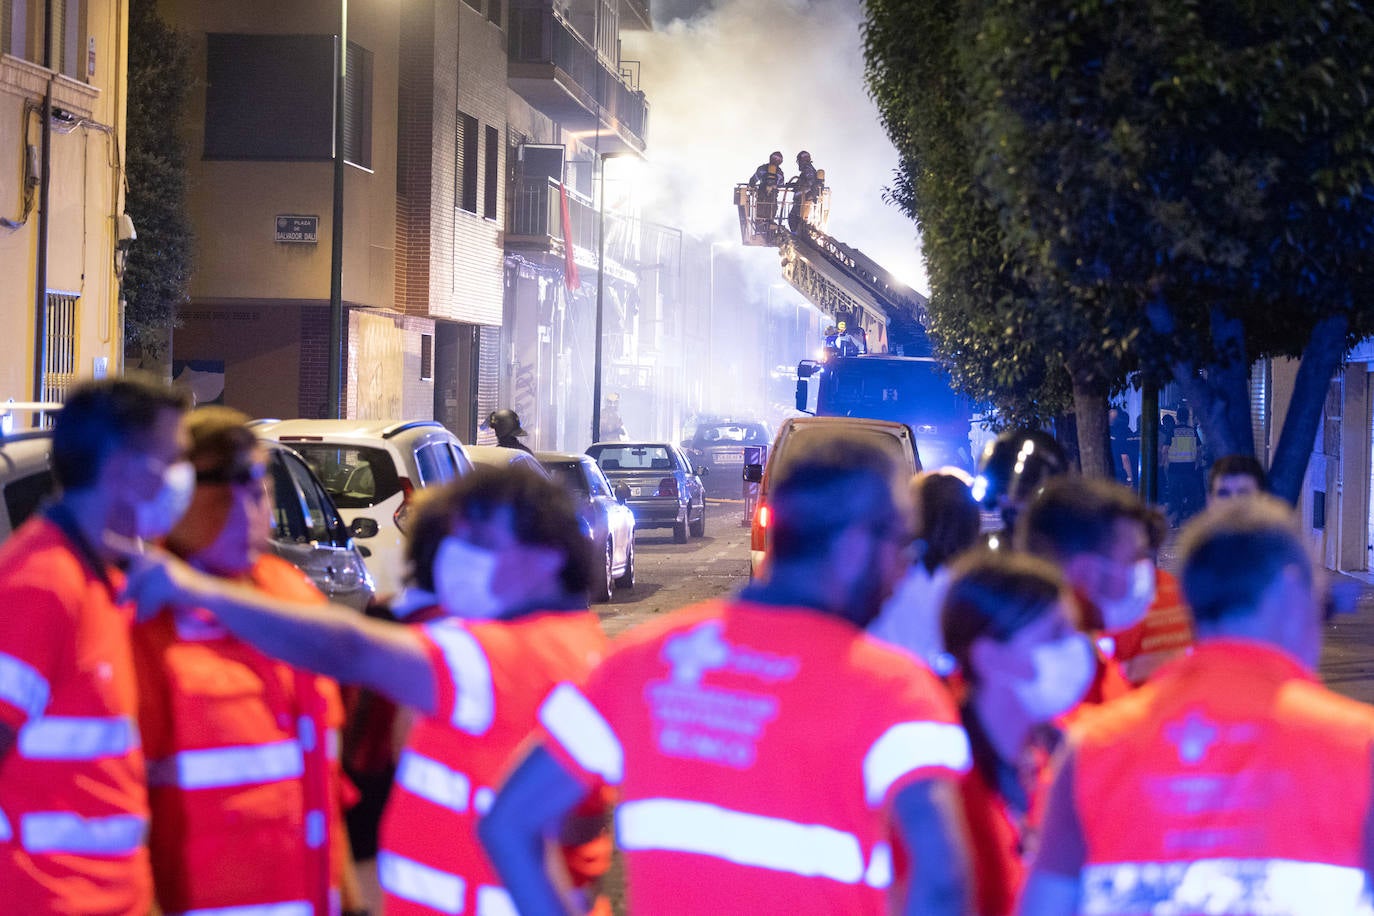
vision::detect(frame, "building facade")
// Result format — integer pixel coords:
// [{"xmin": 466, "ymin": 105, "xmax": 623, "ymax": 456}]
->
[{"xmin": 0, "ymin": 0, "xmax": 129, "ymax": 406}]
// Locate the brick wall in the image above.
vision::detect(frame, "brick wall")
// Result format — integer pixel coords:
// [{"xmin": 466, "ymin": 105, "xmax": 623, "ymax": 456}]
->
[{"xmin": 395, "ymin": 0, "xmax": 437, "ymax": 318}]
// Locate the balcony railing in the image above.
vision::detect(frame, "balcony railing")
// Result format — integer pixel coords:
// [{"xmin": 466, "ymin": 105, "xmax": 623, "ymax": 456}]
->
[
  {"xmin": 508, "ymin": 175, "xmax": 597, "ymax": 249},
  {"xmin": 508, "ymin": 2, "xmax": 649, "ymax": 148}
]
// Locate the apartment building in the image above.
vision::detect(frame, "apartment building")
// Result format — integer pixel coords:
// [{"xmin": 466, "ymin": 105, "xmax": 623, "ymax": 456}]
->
[{"xmin": 0, "ymin": 0, "xmax": 129, "ymax": 406}]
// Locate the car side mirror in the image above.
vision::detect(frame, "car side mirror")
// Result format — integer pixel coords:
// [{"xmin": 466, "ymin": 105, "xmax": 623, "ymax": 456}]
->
[
  {"xmin": 614, "ymin": 483, "xmax": 631, "ymax": 504},
  {"xmin": 350, "ymin": 517, "xmax": 380, "ymax": 538},
  {"xmin": 743, "ymin": 464, "xmax": 763, "ymax": 483}
]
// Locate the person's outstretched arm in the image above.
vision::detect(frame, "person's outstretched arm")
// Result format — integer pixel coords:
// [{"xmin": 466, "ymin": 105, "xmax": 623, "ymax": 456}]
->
[
  {"xmin": 118, "ymin": 542, "xmax": 435, "ymax": 714},
  {"xmin": 479, "ymin": 744, "xmax": 591, "ymax": 916},
  {"xmin": 1016, "ymin": 751, "xmax": 1084, "ymax": 916},
  {"xmin": 891, "ymin": 778, "xmax": 972, "ymax": 916}
]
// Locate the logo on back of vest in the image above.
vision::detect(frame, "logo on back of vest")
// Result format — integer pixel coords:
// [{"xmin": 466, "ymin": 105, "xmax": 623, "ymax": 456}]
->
[
  {"xmin": 1166, "ymin": 711, "xmax": 1219, "ymax": 764},
  {"xmin": 648, "ymin": 621, "xmax": 798, "ymax": 769}
]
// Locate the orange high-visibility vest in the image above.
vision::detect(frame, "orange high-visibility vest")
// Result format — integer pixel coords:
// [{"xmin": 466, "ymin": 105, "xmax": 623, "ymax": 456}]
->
[
  {"xmin": 377, "ymin": 610, "xmax": 607, "ymax": 916},
  {"xmin": 133, "ymin": 554, "xmax": 347, "ymax": 916},
  {"xmin": 0, "ymin": 517, "xmax": 153, "ymax": 916},
  {"xmin": 1073, "ymin": 639, "xmax": 1374, "ymax": 915}
]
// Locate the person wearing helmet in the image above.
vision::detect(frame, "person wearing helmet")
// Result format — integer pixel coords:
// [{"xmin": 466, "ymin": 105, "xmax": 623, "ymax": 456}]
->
[
  {"xmin": 972, "ymin": 428, "xmax": 1070, "ymax": 534},
  {"xmin": 487, "ymin": 409, "xmax": 533, "ymax": 453},
  {"xmin": 787, "ymin": 151, "xmax": 820, "ymax": 231},
  {"xmin": 747, "ymin": 151, "xmax": 786, "ymax": 234}
]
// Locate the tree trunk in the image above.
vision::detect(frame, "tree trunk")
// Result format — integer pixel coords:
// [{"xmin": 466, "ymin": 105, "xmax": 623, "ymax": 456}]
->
[
  {"xmin": 1070, "ymin": 370, "xmax": 1111, "ymax": 478},
  {"xmin": 1268, "ymin": 313, "xmax": 1349, "ymax": 504}
]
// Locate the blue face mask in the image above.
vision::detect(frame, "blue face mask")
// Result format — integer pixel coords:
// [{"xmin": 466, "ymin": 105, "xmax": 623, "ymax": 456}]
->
[{"xmin": 433, "ymin": 536, "xmax": 504, "ymax": 620}]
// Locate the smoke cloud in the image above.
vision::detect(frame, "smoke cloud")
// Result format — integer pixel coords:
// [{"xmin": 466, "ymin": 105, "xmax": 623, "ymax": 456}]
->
[{"xmin": 623, "ymin": 0, "xmax": 928, "ymax": 294}]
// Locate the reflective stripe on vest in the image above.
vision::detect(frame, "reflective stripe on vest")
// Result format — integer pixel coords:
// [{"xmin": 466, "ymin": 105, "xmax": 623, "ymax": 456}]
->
[
  {"xmin": 173, "ymin": 902, "xmax": 313, "ymax": 916},
  {"xmin": 0, "ymin": 651, "xmax": 49, "ymax": 719},
  {"xmin": 616, "ymin": 797, "xmax": 890, "ymax": 888},
  {"xmin": 19, "ymin": 715, "xmax": 139, "ymax": 761},
  {"xmin": 326, "ymin": 727, "xmax": 341, "ymax": 761},
  {"xmin": 21, "ymin": 811, "xmax": 147, "ymax": 855},
  {"xmin": 0, "ymin": 805, "xmax": 11, "ymax": 842},
  {"xmin": 1082, "ymin": 858, "xmax": 1374, "ymax": 916},
  {"xmin": 540, "ymin": 682, "xmax": 624, "ymax": 785},
  {"xmin": 147, "ymin": 739, "xmax": 304, "ymax": 790},
  {"xmin": 427, "ymin": 623, "xmax": 494, "ymax": 735},
  {"xmin": 396, "ymin": 749, "xmax": 472, "ymax": 814},
  {"xmin": 378, "ymin": 851, "xmax": 465, "ymax": 914},
  {"xmin": 862, "ymin": 721, "xmax": 970, "ymax": 807},
  {"xmin": 476, "ymin": 886, "xmax": 517, "ymax": 916}
]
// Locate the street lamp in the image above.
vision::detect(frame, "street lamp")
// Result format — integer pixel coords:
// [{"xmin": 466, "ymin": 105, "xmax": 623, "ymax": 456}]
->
[
  {"xmin": 591, "ymin": 153, "xmax": 638, "ymax": 444},
  {"xmin": 326, "ymin": 0, "xmax": 348, "ymax": 418}
]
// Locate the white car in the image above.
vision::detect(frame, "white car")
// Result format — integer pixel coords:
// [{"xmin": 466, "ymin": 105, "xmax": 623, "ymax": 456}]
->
[
  {"xmin": 537, "ymin": 451, "xmax": 635, "ymax": 603},
  {"xmin": 252, "ymin": 419, "xmax": 473, "ymax": 598}
]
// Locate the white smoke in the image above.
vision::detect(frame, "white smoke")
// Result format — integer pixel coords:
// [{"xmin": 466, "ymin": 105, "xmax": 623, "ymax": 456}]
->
[{"xmin": 623, "ymin": 0, "xmax": 928, "ymax": 294}]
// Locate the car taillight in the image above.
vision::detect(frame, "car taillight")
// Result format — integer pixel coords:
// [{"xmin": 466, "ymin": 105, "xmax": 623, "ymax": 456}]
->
[
  {"xmin": 393, "ymin": 477, "xmax": 415, "ymax": 533},
  {"xmin": 751, "ymin": 503, "xmax": 769, "ymax": 552},
  {"xmin": 657, "ymin": 477, "xmax": 679, "ymax": 498}
]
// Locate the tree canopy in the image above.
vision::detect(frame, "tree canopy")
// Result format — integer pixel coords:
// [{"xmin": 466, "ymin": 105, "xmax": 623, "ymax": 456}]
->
[{"xmin": 864, "ymin": 0, "xmax": 1374, "ymax": 498}]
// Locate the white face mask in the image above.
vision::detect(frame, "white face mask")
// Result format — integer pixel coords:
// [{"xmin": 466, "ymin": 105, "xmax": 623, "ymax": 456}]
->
[
  {"xmin": 433, "ymin": 536, "xmax": 503, "ymax": 620},
  {"xmin": 135, "ymin": 461, "xmax": 196, "ymax": 541},
  {"xmin": 1011, "ymin": 632, "xmax": 1095, "ymax": 721},
  {"xmin": 1097, "ymin": 559, "xmax": 1157, "ymax": 633}
]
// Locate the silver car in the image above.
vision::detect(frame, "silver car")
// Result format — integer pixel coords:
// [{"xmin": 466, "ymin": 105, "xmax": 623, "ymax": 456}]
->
[{"xmin": 537, "ymin": 451, "xmax": 636, "ymax": 602}]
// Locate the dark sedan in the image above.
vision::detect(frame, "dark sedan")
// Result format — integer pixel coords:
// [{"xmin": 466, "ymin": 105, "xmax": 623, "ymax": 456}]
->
[
  {"xmin": 537, "ymin": 451, "xmax": 635, "ymax": 602},
  {"xmin": 586, "ymin": 441, "xmax": 707, "ymax": 544},
  {"xmin": 681, "ymin": 419, "xmax": 772, "ymax": 498}
]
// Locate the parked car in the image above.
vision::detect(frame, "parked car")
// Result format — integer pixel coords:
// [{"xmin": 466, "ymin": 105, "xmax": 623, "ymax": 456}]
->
[
  {"xmin": 744, "ymin": 416, "xmax": 922, "ymax": 576},
  {"xmin": 464, "ymin": 444, "xmax": 551, "ymax": 477},
  {"xmin": 537, "ymin": 451, "xmax": 635, "ymax": 602},
  {"xmin": 586, "ymin": 441, "xmax": 707, "ymax": 544},
  {"xmin": 252, "ymin": 419, "xmax": 473, "ymax": 598},
  {"xmin": 681, "ymin": 418, "xmax": 772, "ymax": 498},
  {"xmin": 0, "ymin": 425, "xmax": 375, "ymax": 610}
]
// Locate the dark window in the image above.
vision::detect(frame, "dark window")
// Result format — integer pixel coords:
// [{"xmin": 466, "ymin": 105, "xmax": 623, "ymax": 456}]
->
[
  {"xmin": 487, "ymin": 0, "xmax": 501, "ymax": 25},
  {"xmin": 204, "ymin": 34, "xmax": 334, "ymax": 160},
  {"xmin": 2, "ymin": 0, "xmax": 14, "ymax": 57},
  {"xmin": 483, "ymin": 125, "xmax": 499, "ymax": 220},
  {"xmin": 343, "ymin": 42, "xmax": 373, "ymax": 168},
  {"xmin": 462, "ymin": 0, "xmax": 481, "ymax": 9},
  {"xmin": 50, "ymin": 0, "xmax": 79, "ymax": 77},
  {"xmin": 415, "ymin": 443, "xmax": 459, "ymax": 486},
  {"xmin": 420, "ymin": 333, "xmax": 433, "ymax": 380},
  {"xmin": 4, "ymin": 470, "xmax": 55, "ymax": 532},
  {"xmin": 285, "ymin": 444, "xmax": 403, "ymax": 509},
  {"xmin": 456, "ymin": 111, "xmax": 479, "ymax": 213}
]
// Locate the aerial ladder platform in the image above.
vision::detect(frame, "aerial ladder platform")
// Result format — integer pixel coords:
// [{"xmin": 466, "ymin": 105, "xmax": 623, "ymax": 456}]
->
[{"xmin": 733, "ymin": 178, "xmax": 930, "ymax": 355}]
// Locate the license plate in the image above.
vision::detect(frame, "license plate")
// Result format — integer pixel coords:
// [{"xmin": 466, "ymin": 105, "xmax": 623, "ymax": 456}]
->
[
  {"xmin": 713, "ymin": 452, "xmax": 744, "ymax": 464},
  {"xmin": 632, "ymin": 487, "xmax": 645, "ymax": 497}
]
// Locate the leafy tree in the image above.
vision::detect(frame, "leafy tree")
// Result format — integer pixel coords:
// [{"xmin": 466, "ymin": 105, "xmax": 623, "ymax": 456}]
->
[
  {"xmin": 868, "ymin": 0, "xmax": 1374, "ymax": 498},
  {"xmin": 123, "ymin": 0, "xmax": 193, "ymax": 362}
]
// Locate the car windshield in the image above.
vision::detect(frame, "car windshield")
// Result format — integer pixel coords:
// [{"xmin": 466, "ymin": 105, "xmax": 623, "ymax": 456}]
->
[
  {"xmin": 287, "ymin": 444, "xmax": 403, "ymax": 509},
  {"xmin": 589, "ymin": 445, "xmax": 675, "ymax": 472},
  {"xmin": 698, "ymin": 424, "xmax": 769, "ymax": 445},
  {"xmin": 543, "ymin": 461, "xmax": 589, "ymax": 495}
]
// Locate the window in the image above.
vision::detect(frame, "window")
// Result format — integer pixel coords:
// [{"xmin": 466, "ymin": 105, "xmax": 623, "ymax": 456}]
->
[
  {"xmin": 2, "ymin": 0, "xmax": 14, "ymax": 56},
  {"xmin": 343, "ymin": 41, "xmax": 373, "ymax": 168},
  {"xmin": 415, "ymin": 443, "xmax": 460, "ymax": 486},
  {"xmin": 420, "ymin": 333, "xmax": 433, "ymax": 380},
  {"xmin": 204, "ymin": 34, "xmax": 335, "ymax": 160},
  {"xmin": 483, "ymin": 125, "xmax": 499, "ymax": 220},
  {"xmin": 487, "ymin": 0, "xmax": 501, "ymax": 26},
  {"xmin": 462, "ymin": 0, "xmax": 480, "ymax": 9},
  {"xmin": 48, "ymin": 0, "xmax": 80, "ymax": 78},
  {"xmin": 456, "ymin": 111, "xmax": 479, "ymax": 213},
  {"xmin": 42, "ymin": 293, "xmax": 77, "ymax": 404}
]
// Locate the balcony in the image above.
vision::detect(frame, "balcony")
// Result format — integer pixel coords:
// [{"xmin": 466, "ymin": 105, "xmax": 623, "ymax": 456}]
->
[
  {"xmin": 507, "ymin": 175, "xmax": 638, "ymax": 281},
  {"xmin": 508, "ymin": 2, "xmax": 649, "ymax": 155}
]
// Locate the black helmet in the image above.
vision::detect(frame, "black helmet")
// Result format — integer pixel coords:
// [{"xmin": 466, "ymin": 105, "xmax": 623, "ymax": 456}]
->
[
  {"xmin": 797, "ymin": 150, "xmax": 811, "ymax": 163},
  {"xmin": 972, "ymin": 428, "xmax": 1068, "ymax": 514},
  {"xmin": 769, "ymin": 151, "xmax": 783, "ymax": 165},
  {"xmin": 487, "ymin": 408, "xmax": 527, "ymax": 439}
]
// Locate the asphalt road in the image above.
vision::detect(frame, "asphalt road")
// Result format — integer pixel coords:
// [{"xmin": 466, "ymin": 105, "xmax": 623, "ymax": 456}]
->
[{"xmin": 594, "ymin": 498, "xmax": 754, "ymax": 638}]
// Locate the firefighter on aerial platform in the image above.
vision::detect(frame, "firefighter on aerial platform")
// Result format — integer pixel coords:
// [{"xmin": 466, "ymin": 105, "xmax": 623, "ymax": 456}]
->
[
  {"xmin": 788, "ymin": 150, "xmax": 821, "ymax": 231},
  {"xmin": 747, "ymin": 151, "xmax": 786, "ymax": 237}
]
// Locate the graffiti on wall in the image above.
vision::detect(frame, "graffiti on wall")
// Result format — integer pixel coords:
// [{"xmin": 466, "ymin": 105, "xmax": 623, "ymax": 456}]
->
[{"xmin": 354, "ymin": 312, "xmax": 404, "ymax": 420}]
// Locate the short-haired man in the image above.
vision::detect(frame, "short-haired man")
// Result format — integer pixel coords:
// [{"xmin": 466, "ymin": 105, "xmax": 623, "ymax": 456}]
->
[
  {"xmin": 1015, "ymin": 477, "xmax": 1170, "ymax": 698},
  {"xmin": 120, "ymin": 466, "xmax": 607, "ymax": 916},
  {"xmin": 480, "ymin": 437, "xmax": 974, "ymax": 915},
  {"xmin": 1207, "ymin": 453, "xmax": 1266, "ymax": 505},
  {"xmin": 0, "ymin": 376, "xmax": 190, "ymax": 914},
  {"xmin": 1019, "ymin": 496, "xmax": 1374, "ymax": 916}
]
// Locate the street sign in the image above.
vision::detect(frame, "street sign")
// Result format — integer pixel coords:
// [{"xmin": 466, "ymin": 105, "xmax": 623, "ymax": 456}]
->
[{"xmin": 275, "ymin": 215, "xmax": 319, "ymax": 244}]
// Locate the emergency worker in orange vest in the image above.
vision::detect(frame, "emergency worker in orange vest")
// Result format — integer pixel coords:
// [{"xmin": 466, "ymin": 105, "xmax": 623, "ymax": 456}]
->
[
  {"xmin": 0, "ymin": 376, "xmax": 189, "ymax": 915},
  {"xmin": 940, "ymin": 552, "xmax": 1095, "ymax": 916},
  {"xmin": 1015, "ymin": 478, "xmax": 1162, "ymax": 704},
  {"xmin": 480, "ymin": 436, "xmax": 975, "ymax": 915},
  {"xmin": 131, "ymin": 407, "xmax": 362, "ymax": 916},
  {"xmin": 1107, "ymin": 509, "xmax": 1195, "ymax": 686},
  {"xmin": 1020, "ymin": 495, "xmax": 1374, "ymax": 916},
  {"xmin": 118, "ymin": 466, "xmax": 608, "ymax": 916}
]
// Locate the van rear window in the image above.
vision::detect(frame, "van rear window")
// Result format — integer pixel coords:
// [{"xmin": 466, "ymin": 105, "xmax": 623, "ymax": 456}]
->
[{"xmin": 289, "ymin": 445, "xmax": 403, "ymax": 509}]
